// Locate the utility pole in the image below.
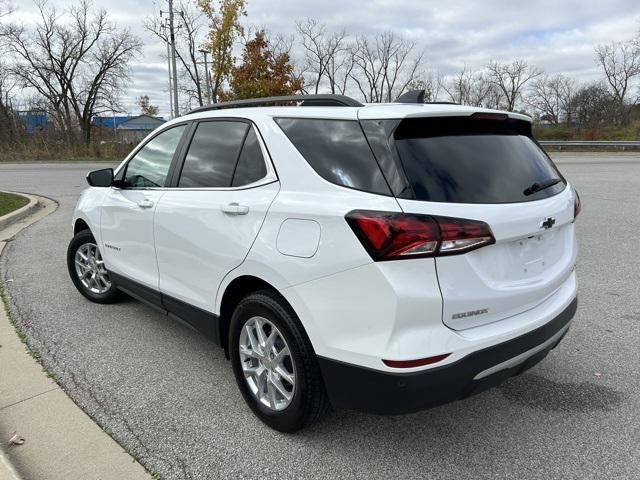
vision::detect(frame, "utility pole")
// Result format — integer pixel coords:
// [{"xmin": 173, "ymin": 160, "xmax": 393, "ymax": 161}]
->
[
  {"xmin": 162, "ymin": 19, "xmax": 174, "ymax": 118},
  {"xmin": 168, "ymin": 0, "xmax": 179, "ymax": 117},
  {"xmin": 200, "ymin": 49, "xmax": 212, "ymax": 104}
]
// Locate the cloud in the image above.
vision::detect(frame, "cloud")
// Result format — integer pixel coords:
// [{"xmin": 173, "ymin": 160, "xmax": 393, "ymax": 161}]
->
[{"xmin": 6, "ymin": 0, "xmax": 640, "ymax": 117}]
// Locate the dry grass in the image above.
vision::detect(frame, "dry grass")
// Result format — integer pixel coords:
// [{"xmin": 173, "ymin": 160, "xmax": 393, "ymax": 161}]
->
[
  {"xmin": 533, "ymin": 121, "xmax": 640, "ymax": 141},
  {"xmin": 0, "ymin": 141, "xmax": 134, "ymax": 162}
]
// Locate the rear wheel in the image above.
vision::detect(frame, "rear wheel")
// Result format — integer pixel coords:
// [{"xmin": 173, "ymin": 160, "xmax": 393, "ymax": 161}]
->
[
  {"xmin": 67, "ymin": 229, "xmax": 122, "ymax": 303},
  {"xmin": 229, "ymin": 290, "xmax": 329, "ymax": 432}
]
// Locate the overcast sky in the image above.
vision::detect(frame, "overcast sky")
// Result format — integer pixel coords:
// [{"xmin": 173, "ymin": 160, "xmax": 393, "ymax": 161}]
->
[{"xmin": 8, "ymin": 0, "xmax": 640, "ymax": 117}]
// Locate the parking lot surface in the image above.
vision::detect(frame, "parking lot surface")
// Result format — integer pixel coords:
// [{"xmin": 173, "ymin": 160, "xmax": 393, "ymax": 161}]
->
[{"xmin": 1, "ymin": 154, "xmax": 639, "ymax": 479}]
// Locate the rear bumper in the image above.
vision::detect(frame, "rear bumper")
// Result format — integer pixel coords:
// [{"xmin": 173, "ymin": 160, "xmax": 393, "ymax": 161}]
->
[{"xmin": 318, "ymin": 297, "xmax": 577, "ymax": 415}]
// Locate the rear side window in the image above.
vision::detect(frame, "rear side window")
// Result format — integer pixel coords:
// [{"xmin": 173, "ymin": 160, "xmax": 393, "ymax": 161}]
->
[
  {"xmin": 179, "ymin": 121, "xmax": 248, "ymax": 188},
  {"xmin": 275, "ymin": 118, "xmax": 391, "ymax": 196},
  {"xmin": 372, "ymin": 117, "xmax": 565, "ymax": 204}
]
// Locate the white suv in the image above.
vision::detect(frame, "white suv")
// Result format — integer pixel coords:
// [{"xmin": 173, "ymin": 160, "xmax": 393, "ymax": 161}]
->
[{"xmin": 68, "ymin": 93, "xmax": 579, "ymax": 432}]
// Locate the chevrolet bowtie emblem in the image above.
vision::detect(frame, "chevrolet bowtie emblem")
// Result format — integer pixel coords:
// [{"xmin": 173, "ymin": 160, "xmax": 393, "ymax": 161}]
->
[{"xmin": 540, "ymin": 217, "xmax": 556, "ymax": 230}]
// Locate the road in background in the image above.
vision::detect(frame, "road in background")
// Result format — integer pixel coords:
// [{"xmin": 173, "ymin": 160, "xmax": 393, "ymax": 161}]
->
[{"xmin": 1, "ymin": 154, "xmax": 639, "ymax": 479}]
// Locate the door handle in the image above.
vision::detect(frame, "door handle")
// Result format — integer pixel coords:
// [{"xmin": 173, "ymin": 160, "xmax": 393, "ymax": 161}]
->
[
  {"xmin": 221, "ymin": 202, "xmax": 249, "ymax": 215},
  {"xmin": 137, "ymin": 199, "xmax": 154, "ymax": 209}
]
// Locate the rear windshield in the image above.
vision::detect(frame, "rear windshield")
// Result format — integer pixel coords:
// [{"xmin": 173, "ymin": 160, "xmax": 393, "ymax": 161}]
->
[{"xmin": 373, "ymin": 117, "xmax": 566, "ymax": 204}]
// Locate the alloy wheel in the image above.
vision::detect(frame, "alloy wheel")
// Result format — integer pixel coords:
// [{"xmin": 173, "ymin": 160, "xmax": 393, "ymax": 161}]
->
[
  {"xmin": 74, "ymin": 242, "xmax": 111, "ymax": 294},
  {"xmin": 239, "ymin": 316, "xmax": 296, "ymax": 411}
]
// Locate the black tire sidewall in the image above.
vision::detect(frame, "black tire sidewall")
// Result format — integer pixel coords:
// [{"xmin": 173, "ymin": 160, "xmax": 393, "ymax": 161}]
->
[
  {"xmin": 229, "ymin": 293, "xmax": 313, "ymax": 432},
  {"xmin": 67, "ymin": 230, "xmax": 120, "ymax": 304}
]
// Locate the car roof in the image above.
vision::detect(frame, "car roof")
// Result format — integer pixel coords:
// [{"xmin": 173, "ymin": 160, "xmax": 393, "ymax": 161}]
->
[{"xmin": 164, "ymin": 102, "xmax": 531, "ymax": 130}]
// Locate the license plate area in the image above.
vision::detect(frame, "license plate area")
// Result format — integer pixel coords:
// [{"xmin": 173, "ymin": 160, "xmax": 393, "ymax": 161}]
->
[{"xmin": 507, "ymin": 229, "xmax": 561, "ymax": 279}]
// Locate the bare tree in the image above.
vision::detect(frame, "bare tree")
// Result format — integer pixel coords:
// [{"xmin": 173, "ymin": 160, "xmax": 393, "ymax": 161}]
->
[
  {"xmin": 5, "ymin": 0, "xmax": 141, "ymax": 144},
  {"xmin": 486, "ymin": 59, "xmax": 541, "ymax": 111},
  {"xmin": 145, "ymin": 1, "xmax": 207, "ymax": 107},
  {"xmin": 570, "ymin": 82, "xmax": 618, "ymax": 132},
  {"xmin": 0, "ymin": 0, "xmax": 12, "ymax": 19},
  {"xmin": 0, "ymin": 0, "xmax": 14, "ymax": 47},
  {"xmin": 350, "ymin": 31, "xmax": 422, "ymax": 103},
  {"xmin": 407, "ymin": 70, "xmax": 444, "ymax": 102},
  {"xmin": 0, "ymin": 62, "xmax": 16, "ymax": 143},
  {"xmin": 270, "ymin": 31, "xmax": 294, "ymax": 58},
  {"xmin": 296, "ymin": 19, "xmax": 328, "ymax": 94},
  {"xmin": 525, "ymin": 73, "xmax": 575, "ymax": 125},
  {"xmin": 442, "ymin": 66, "xmax": 495, "ymax": 107},
  {"xmin": 595, "ymin": 39, "xmax": 640, "ymax": 123},
  {"xmin": 296, "ymin": 19, "xmax": 351, "ymax": 94}
]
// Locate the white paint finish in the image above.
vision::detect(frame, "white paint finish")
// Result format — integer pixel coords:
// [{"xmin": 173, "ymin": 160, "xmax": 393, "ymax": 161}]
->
[
  {"xmin": 215, "ymin": 186, "xmax": 402, "ymax": 312},
  {"xmin": 281, "ymin": 266, "xmax": 576, "ymax": 372},
  {"xmin": 276, "ymin": 219, "xmax": 321, "ymax": 258},
  {"xmin": 72, "ymin": 187, "xmax": 106, "ymax": 245},
  {"xmin": 154, "ymin": 182, "xmax": 280, "ymax": 311},
  {"xmin": 99, "ymin": 188, "xmax": 166, "ymax": 289},
  {"xmin": 74, "ymin": 101, "xmax": 578, "ymax": 379},
  {"xmin": 397, "ymin": 185, "xmax": 578, "ymax": 330}
]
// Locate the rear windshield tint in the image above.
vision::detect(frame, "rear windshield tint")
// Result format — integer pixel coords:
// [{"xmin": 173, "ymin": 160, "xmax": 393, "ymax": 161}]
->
[
  {"xmin": 275, "ymin": 118, "xmax": 391, "ymax": 196},
  {"xmin": 374, "ymin": 117, "xmax": 565, "ymax": 204}
]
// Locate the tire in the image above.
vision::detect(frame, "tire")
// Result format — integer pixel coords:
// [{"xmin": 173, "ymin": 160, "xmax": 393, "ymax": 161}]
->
[
  {"xmin": 229, "ymin": 290, "xmax": 330, "ymax": 432},
  {"xmin": 67, "ymin": 229, "xmax": 122, "ymax": 304}
]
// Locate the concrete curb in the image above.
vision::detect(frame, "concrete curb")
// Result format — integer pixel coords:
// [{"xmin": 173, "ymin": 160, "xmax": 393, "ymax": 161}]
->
[
  {"xmin": 0, "ymin": 192, "xmax": 40, "ymax": 231},
  {"xmin": 0, "ymin": 194, "xmax": 150, "ymax": 480}
]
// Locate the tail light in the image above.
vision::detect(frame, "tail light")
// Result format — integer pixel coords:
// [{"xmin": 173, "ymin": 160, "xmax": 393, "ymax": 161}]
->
[
  {"xmin": 574, "ymin": 189, "xmax": 581, "ymax": 219},
  {"xmin": 345, "ymin": 210, "xmax": 495, "ymax": 261}
]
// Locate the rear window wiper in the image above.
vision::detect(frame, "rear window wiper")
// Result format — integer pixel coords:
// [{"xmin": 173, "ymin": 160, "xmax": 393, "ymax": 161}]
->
[{"xmin": 523, "ymin": 178, "xmax": 563, "ymax": 196}]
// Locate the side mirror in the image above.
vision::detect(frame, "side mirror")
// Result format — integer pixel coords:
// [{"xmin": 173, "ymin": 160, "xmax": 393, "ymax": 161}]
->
[{"xmin": 86, "ymin": 168, "xmax": 114, "ymax": 187}]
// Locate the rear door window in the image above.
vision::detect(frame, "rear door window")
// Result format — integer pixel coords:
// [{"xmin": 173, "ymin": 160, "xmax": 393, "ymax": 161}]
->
[
  {"xmin": 363, "ymin": 117, "xmax": 565, "ymax": 204},
  {"xmin": 178, "ymin": 121, "xmax": 249, "ymax": 188},
  {"xmin": 275, "ymin": 118, "xmax": 391, "ymax": 196},
  {"xmin": 231, "ymin": 127, "xmax": 268, "ymax": 187}
]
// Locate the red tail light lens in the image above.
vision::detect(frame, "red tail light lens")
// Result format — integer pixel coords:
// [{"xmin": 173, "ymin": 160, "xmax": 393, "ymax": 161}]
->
[
  {"xmin": 574, "ymin": 189, "xmax": 581, "ymax": 219},
  {"xmin": 345, "ymin": 210, "xmax": 495, "ymax": 261}
]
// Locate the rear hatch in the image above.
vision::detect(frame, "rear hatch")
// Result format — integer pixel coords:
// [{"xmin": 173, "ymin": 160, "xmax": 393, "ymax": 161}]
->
[{"xmin": 364, "ymin": 114, "xmax": 577, "ymax": 330}]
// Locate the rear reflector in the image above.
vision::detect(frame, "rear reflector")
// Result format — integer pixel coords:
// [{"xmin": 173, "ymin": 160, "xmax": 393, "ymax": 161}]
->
[
  {"xmin": 345, "ymin": 210, "xmax": 495, "ymax": 260},
  {"xmin": 383, "ymin": 353, "xmax": 451, "ymax": 369}
]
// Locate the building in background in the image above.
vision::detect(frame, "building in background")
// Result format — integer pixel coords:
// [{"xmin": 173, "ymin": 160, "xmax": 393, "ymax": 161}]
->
[
  {"xmin": 16, "ymin": 111, "xmax": 48, "ymax": 133},
  {"xmin": 92, "ymin": 114, "xmax": 165, "ymax": 143}
]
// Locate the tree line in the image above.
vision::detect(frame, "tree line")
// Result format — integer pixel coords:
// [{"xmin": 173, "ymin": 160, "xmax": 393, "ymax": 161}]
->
[{"xmin": 1, "ymin": 0, "xmax": 640, "ymax": 150}]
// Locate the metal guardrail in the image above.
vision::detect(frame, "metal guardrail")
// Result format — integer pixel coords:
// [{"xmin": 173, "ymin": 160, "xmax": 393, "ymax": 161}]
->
[{"xmin": 539, "ymin": 140, "xmax": 640, "ymax": 149}]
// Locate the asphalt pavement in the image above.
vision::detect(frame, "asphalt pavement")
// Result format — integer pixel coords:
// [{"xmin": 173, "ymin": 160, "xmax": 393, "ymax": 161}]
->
[{"xmin": 0, "ymin": 154, "xmax": 639, "ymax": 480}]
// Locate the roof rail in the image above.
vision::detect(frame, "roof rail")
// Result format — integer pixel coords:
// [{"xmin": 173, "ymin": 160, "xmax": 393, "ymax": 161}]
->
[{"xmin": 187, "ymin": 94, "xmax": 363, "ymax": 114}]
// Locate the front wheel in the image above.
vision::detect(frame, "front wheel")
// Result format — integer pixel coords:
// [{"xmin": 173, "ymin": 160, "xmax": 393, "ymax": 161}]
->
[
  {"xmin": 67, "ymin": 229, "xmax": 122, "ymax": 304},
  {"xmin": 229, "ymin": 290, "xmax": 329, "ymax": 432}
]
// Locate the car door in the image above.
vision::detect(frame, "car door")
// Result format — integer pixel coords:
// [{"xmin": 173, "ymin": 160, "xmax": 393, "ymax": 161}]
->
[
  {"xmin": 154, "ymin": 119, "xmax": 279, "ymax": 317},
  {"xmin": 100, "ymin": 123, "xmax": 189, "ymax": 296}
]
